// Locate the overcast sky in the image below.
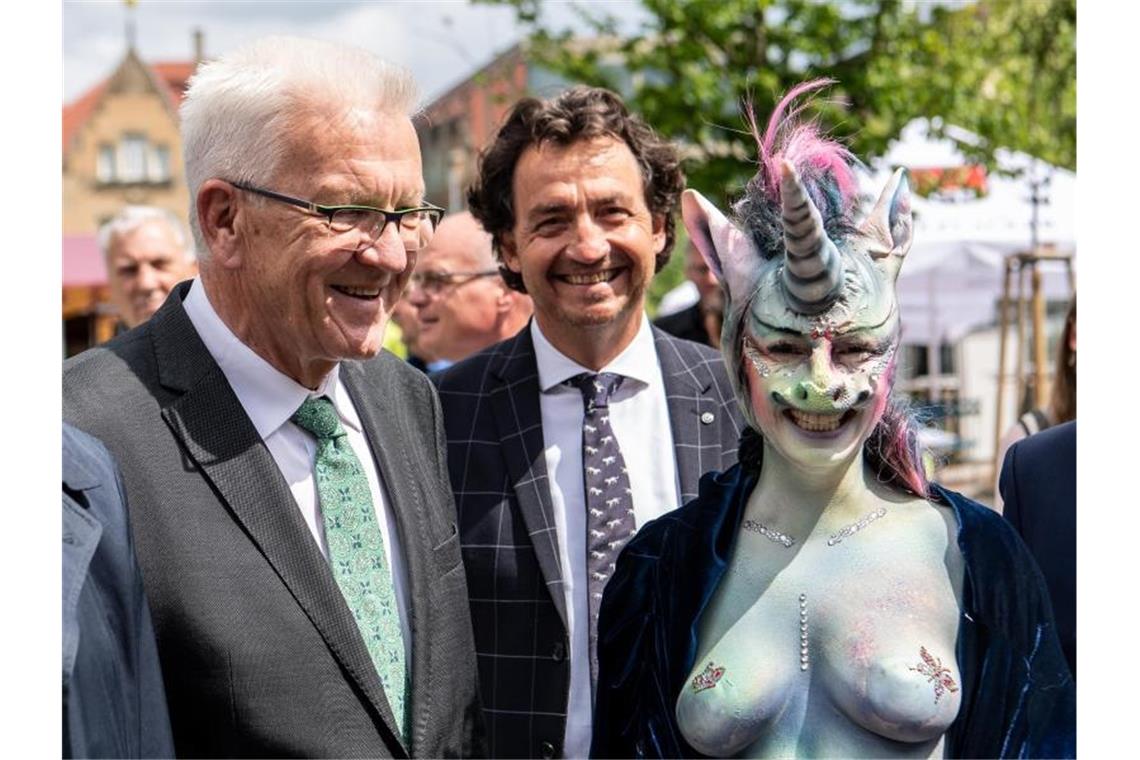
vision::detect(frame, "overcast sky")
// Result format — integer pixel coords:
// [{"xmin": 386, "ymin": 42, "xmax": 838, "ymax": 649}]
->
[{"xmin": 63, "ymin": 0, "xmax": 646, "ymax": 104}]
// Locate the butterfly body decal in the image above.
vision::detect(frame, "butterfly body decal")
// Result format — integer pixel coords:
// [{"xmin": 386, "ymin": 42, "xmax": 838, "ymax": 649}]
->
[
  {"xmin": 691, "ymin": 661, "xmax": 726, "ymax": 692},
  {"xmin": 908, "ymin": 646, "xmax": 959, "ymax": 703}
]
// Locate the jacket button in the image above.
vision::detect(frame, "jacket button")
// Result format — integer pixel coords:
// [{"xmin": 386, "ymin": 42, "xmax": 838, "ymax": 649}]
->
[
  {"xmin": 551, "ymin": 641, "xmax": 566, "ymax": 661},
  {"xmin": 541, "ymin": 740, "xmax": 556, "ymax": 758},
  {"xmin": 700, "ymin": 412, "xmax": 715, "ymax": 424}
]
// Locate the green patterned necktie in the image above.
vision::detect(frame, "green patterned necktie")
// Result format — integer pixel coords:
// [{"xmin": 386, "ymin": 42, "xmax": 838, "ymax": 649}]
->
[{"xmin": 292, "ymin": 395, "xmax": 409, "ymax": 742}]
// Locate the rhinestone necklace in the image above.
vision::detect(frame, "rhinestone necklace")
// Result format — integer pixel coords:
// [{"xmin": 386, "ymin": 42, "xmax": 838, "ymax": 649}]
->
[
  {"xmin": 741, "ymin": 519, "xmax": 796, "ymax": 547},
  {"xmin": 742, "ymin": 506, "xmax": 889, "ymax": 549},
  {"xmin": 826, "ymin": 506, "xmax": 888, "ymax": 546}
]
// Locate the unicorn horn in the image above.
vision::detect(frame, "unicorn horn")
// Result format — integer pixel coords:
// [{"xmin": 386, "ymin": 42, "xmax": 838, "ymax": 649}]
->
[{"xmin": 780, "ymin": 160, "xmax": 843, "ymax": 314}]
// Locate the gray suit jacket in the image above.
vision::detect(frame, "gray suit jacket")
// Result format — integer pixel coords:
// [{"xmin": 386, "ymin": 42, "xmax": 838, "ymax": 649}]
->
[
  {"xmin": 432, "ymin": 325, "xmax": 742, "ymax": 758},
  {"xmin": 63, "ymin": 283, "xmax": 485, "ymax": 758}
]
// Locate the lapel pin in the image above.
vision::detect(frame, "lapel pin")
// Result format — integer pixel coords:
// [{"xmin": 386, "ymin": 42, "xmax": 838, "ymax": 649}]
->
[{"xmin": 700, "ymin": 412, "xmax": 715, "ymax": 424}]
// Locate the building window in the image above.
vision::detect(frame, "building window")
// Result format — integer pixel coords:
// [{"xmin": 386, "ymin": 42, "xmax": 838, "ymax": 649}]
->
[
  {"xmin": 118, "ymin": 133, "xmax": 148, "ymax": 182},
  {"xmin": 97, "ymin": 134, "xmax": 172, "ymax": 185},
  {"xmin": 97, "ymin": 144, "xmax": 115, "ymax": 183},
  {"xmin": 150, "ymin": 145, "xmax": 171, "ymax": 182}
]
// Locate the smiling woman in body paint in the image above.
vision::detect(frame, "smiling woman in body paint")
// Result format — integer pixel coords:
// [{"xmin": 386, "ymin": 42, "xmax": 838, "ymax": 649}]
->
[{"xmin": 592, "ymin": 80, "xmax": 1075, "ymax": 760}]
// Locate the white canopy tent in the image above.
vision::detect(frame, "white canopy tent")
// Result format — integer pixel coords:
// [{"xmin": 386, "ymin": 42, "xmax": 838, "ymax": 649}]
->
[{"xmin": 862, "ymin": 118, "xmax": 1077, "ymax": 347}]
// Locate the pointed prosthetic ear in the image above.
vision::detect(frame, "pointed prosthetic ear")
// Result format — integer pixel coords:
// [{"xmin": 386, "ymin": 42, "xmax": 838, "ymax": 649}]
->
[
  {"xmin": 862, "ymin": 168, "xmax": 914, "ymax": 282},
  {"xmin": 682, "ymin": 189, "xmax": 761, "ymax": 301}
]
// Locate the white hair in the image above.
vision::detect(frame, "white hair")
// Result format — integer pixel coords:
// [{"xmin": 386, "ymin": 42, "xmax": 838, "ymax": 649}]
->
[
  {"xmin": 179, "ymin": 35, "xmax": 421, "ymax": 257},
  {"xmin": 97, "ymin": 205, "xmax": 196, "ymax": 263}
]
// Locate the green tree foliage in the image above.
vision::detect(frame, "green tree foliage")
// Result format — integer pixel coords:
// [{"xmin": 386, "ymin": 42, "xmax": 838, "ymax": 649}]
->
[
  {"xmin": 896, "ymin": 0, "xmax": 1076, "ymax": 171},
  {"xmin": 479, "ymin": 0, "xmax": 1075, "ymax": 207}
]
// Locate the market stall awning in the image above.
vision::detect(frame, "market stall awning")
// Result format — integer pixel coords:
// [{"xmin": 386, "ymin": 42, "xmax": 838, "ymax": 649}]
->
[{"xmin": 64, "ymin": 235, "xmax": 106, "ymax": 287}]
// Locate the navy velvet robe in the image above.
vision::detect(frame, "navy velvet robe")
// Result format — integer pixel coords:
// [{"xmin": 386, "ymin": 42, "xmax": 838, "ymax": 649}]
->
[{"xmin": 592, "ymin": 463, "xmax": 1075, "ymax": 759}]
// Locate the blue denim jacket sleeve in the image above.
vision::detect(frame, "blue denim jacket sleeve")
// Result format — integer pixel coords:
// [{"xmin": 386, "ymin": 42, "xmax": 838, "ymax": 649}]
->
[{"xmin": 63, "ymin": 424, "xmax": 175, "ymax": 759}]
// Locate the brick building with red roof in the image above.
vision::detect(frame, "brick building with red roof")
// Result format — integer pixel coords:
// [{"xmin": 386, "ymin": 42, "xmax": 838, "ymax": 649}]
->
[{"xmin": 63, "ymin": 42, "xmax": 201, "ymax": 354}]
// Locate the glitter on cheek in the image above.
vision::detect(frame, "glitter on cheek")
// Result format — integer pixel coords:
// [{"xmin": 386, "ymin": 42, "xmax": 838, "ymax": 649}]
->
[
  {"xmin": 742, "ymin": 350, "xmax": 786, "ymax": 433},
  {"xmin": 867, "ymin": 343, "xmax": 897, "ymax": 383},
  {"xmin": 747, "ymin": 374, "xmax": 781, "ymax": 430},
  {"xmin": 742, "ymin": 340, "xmax": 771, "ymax": 377},
  {"xmin": 859, "ymin": 350, "xmax": 897, "ymax": 421}
]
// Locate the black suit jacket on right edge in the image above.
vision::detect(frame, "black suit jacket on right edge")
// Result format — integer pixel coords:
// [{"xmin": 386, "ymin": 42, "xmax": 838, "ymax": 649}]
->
[
  {"xmin": 999, "ymin": 419, "xmax": 1077, "ymax": 678},
  {"xmin": 433, "ymin": 325, "xmax": 742, "ymax": 758}
]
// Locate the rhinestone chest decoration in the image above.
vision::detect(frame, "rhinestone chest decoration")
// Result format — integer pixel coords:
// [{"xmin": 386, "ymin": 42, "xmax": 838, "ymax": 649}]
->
[
  {"xmin": 827, "ymin": 507, "xmax": 888, "ymax": 546},
  {"xmin": 799, "ymin": 593, "xmax": 809, "ymax": 671},
  {"xmin": 742, "ymin": 518, "xmax": 795, "ymax": 547},
  {"xmin": 908, "ymin": 646, "xmax": 960, "ymax": 703},
  {"xmin": 691, "ymin": 661, "xmax": 726, "ymax": 692}
]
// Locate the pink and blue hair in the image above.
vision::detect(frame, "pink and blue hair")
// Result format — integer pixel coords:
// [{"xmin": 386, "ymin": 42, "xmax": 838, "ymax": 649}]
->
[{"xmin": 735, "ymin": 78, "xmax": 861, "ymax": 261}]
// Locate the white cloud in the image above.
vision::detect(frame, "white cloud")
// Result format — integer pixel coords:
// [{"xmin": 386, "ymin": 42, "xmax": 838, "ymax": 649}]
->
[
  {"xmin": 63, "ymin": 0, "xmax": 647, "ymax": 104},
  {"xmin": 64, "ymin": 0, "xmax": 521, "ymax": 102}
]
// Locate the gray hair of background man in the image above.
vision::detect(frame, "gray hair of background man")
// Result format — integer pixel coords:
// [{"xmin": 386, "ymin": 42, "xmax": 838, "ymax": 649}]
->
[
  {"xmin": 96, "ymin": 205, "xmax": 195, "ymax": 264},
  {"xmin": 178, "ymin": 35, "xmax": 421, "ymax": 259}
]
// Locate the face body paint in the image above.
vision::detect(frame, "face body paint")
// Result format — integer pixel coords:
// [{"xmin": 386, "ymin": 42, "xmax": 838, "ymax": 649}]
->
[{"xmin": 741, "ymin": 288, "xmax": 900, "ymax": 470}]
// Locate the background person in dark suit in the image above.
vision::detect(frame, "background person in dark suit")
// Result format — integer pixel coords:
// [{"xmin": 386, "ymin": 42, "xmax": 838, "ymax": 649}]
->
[
  {"xmin": 1000, "ymin": 420, "xmax": 1077, "ymax": 678},
  {"xmin": 436, "ymin": 86, "xmax": 743, "ymax": 758},
  {"xmin": 63, "ymin": 423, "xmax": 173, "ymax": 759},
  {"xmin": 653, "ymin": 240, "xmax": 724, "ymax": 349},
  {"xmin": 64, "ymin": 36, "xmax": 483, "ymax": 758}
]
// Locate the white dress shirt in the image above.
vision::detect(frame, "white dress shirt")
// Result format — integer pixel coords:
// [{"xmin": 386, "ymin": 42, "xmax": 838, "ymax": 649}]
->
[
  {"xmin": 182, "ymin": 278, "xmax": 412, "ymax": 665},
  {"xmin": 531, "ymin": 315, "xmax": 681, "ymax": 759}
]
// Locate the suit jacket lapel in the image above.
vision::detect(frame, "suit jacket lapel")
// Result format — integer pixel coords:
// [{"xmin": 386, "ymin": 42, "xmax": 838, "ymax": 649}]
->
[
  {"xmin": 151, "ymin": 293, "xmax": 406, "ymax": 755},
  {"xmin": 489, "ymin": 329, "xmax": 568, "ymax": 628},
  {"xmin": 340, "ymin": 360, "xmax": 434, "ymax": 757},
  {"xmin": 654, "ymin": 328, "xmax": 719, "ymax": 504}
]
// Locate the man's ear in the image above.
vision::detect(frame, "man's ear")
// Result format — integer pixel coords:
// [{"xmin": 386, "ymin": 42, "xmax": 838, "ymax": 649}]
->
[
  {"xmin": 498, "ymin": 233, "xmax": 522, "ymax": 274},
  {"xmin": 197, "ymin": 179, "xmax": 242, "ymax": 269},
  {"xmin": 651, "ymin": 212, "xmax": 667, "ymax": 255},
  {"xmin": 495, "ymin": 285, "xmax": 514, "ymax": 314}
]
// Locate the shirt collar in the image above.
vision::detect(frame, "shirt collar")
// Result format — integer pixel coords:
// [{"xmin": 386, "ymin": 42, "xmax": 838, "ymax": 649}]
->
[
  {"xmin": 531, "ymin": 312, "xmax": 657, "ymax": 393},
  {"xmin": 182, "ymin": 277, "xmax": 363, "ymax": 439}
]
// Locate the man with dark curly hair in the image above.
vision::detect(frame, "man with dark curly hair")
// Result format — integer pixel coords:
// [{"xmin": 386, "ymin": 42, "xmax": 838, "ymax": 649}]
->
[{"xmin": 433, "ymin": 86, "xmax": 743, "ymax": 758}]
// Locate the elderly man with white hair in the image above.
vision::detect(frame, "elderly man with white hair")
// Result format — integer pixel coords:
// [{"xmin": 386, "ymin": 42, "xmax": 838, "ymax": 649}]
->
[
  {"xmin": 97, "ymin": 205, "xmax": 197, "ymax": 329},
  {"xmin": 64, "ymin": 36, "xmax": 484, "ymax": 758}
]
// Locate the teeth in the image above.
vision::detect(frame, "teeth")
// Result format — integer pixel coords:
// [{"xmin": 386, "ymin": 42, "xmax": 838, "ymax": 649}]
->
[
  {"xmin": 788, "ymin": 410, "xmax": 844, "ymax": 432},
  {"xmin": 335, "ymin": 285, "xmax": 380, "ymax": 297},
  {"xmin": 562, "ymin": 270, "xmax": 614, "ymax": 285}
]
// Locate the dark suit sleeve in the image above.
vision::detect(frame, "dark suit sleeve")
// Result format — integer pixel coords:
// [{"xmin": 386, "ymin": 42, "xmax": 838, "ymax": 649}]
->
[{"xmin": 998, "ymin": 443, "xmax": 1023, "ymax": 533}]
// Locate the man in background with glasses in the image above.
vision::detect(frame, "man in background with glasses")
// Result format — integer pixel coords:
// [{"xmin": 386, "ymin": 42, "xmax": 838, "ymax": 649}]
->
[
  {"xmin": 64, "ymin": 36, "xmax": 484, "ymax": 758},
  {"xmin": 407, "ymin": 211, "xmax": 532, "ymax": 368}
]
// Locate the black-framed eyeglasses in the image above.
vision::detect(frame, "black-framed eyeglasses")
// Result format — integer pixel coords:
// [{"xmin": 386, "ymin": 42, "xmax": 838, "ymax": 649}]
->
[
  {"xmin": 230, "ymin": 181, "xmax": 445, "ymax": 251},
  {"xmin": 409, "ymin": 269, "xmax": 500, "ymax": 295}
]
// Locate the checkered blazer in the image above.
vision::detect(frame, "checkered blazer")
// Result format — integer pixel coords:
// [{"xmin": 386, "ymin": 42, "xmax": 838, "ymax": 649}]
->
[{"xmin": 433, "ymin": 325, "xmax": 742, "ymax": 758}]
